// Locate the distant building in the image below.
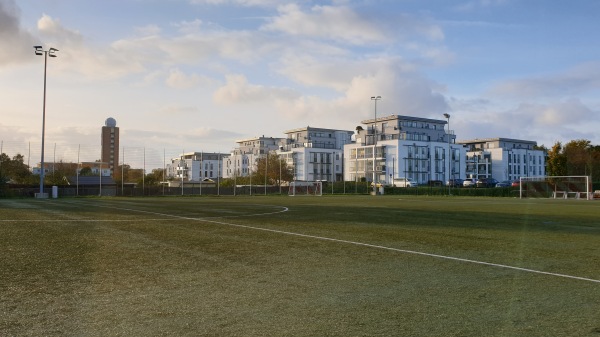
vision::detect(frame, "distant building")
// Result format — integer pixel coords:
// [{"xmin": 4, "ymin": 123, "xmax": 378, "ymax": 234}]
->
[
  {"xmin": 457, "ymin": 138, "xmax": 546, "ymax": 181},
  {"xmin": 222, "ymin": 136, "xmax": 283, "ymax": 179},
  {"xmin": 166, "ymin": 152, "xmax": 228, "ymax": 181},
  {"xmin": 277, "ymin": 126, "xmax": 354, "ymax": 182},
  {"xmin": 101, "ymin": 117, "xmax": 119, "ymax": 175},
  {"xmin": 344, "ymin": 115, "xmax": 466, "ymax": 185}
]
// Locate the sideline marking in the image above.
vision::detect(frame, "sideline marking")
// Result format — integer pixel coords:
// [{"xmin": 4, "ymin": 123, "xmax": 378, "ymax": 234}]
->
[{"xmin": 45, "ymin": 201, "xmax": 600, "ymax": 284}]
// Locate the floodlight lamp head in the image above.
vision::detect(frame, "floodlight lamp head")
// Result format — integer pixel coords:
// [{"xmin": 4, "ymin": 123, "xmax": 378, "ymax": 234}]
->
[
  {"xmin": 34, "ymin": 46, "xmax": 43, "ymax": 55},
  {"xmin": 48, "ymin": 48, "xmax": 58, "ymax": 57},
  {"xmin": 443, "ymin": 113, "xmax": 450, "ymax": 119}
]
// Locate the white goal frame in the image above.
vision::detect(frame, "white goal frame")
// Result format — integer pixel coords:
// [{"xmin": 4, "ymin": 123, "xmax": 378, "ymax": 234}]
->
[
  {"xmin": 519, "ymin": 176, "xmax": 592, "ymax": 200},
  {"xmin": 288, "ymin": 181, "xmax": 323, "ymax": 196}
]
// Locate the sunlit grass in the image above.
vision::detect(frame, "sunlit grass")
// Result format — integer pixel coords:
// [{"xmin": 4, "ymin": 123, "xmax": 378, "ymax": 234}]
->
[{"xmin": 1, "ymin": 196, "xmax": 599, "ymax": 336}]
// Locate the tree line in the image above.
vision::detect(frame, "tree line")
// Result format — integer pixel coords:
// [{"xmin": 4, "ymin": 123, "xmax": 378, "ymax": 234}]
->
[{"xmin": 543, "ymin": 139, "xmax": 600, "ymax": 180}]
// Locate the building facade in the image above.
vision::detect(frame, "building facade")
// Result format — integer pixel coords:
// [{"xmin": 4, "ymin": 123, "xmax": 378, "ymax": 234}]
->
[
  {"xmin": 276, "ymin": 126, "xmax": 353, "ymax": 182},
  {"xmin": 457, "ymin": 138, "xmax": 546, "ymax": 182},
  {"xmin": 101, "ymin": 117, "xmax": 119, "ymax": 175},
  {"xmin": 166, "ymin": 152, "xmax": 227, "ymax": 182},
  {"xmin": 222, "ymin": 136, "xmax": 282, "ymax": 179},
  {"xmin": 344, "ymin": 115, "xmax": 466, "ymax": 185}
]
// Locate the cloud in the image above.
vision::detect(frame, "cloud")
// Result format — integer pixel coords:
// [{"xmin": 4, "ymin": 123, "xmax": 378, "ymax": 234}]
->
[
  {"xmin": 454, "ymin": 0, "xmax": 509, "ymax": 12},
  {"xmin": 0, "ymin": 0, "xmax": 38, "ymax": 67},
  {"xmin": 37, "ymin": 14, "xmax": 84, "ymax": 45},
  {"xmin": 165, "ymin": 68, "xmax": 216, "ymax": 89},
  {"xmin": 262, "ymin": 4, "xmax": 389, "ymax": 45},
  {"xmin": 134, "ymin": 24, "xmax": 162, "ymax": 37},
  {"xmin": 189, "ymin": 0, "xmax": 287, "ymax": 6},
  {"xmin": 157, "ymin": 103, "xmax": 201, "ymax": 115},
  {"xmin": 489, "ymin": 62, "xmax": 600, "ymax": 98},
  {"xmin": 450, "ymin": 97, "xmax": 598, "ymax": 147},
  {"xmin": 213, "ymin": 74, "xmax": 299, "ymax": 104}
]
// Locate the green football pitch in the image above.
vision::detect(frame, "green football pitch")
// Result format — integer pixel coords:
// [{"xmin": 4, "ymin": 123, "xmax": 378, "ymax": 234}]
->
[{"xmin": 1, "ymin": 196, "xmax": 599, "ymax": 336}]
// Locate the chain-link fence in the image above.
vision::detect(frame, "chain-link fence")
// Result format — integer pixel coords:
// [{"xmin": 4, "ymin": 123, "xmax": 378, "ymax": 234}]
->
[
  {"xmin": 1, "ymin": 140, "xmax": 378, "ymax": 197},
  {"xmin": 1, "ymin": 140, "xmax": 544, "ymax": 198}
]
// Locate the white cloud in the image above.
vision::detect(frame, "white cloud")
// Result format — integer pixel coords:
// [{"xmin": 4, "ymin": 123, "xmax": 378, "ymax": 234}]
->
[
  {"xmin": 450, "ymin": 97, "xmax": 599, "ymax": 147},
  {"xmin": 173, "ymin": 19, "xmax": 203, "ymax": 34},
  {"xmin": 189, "ymin": 0, "xmax": 288, "ymax": 6},
  {"xmin": 134, "ymin": 24, "xmax": 162, "ymax": 36},
  {"xmin": 166, "ymin": 68, "xmax": 215, "ymax": 89},
  {"xmin": 213, "ymin": 74, "xmax": 298, "ymax": 104},
  {"xmin": 455, "ymin": 0, "xmax": 509, "ymax": 12},
  {"xmin": 489, "ymin": 62, "xmax": 600, "ymax": 98},
  {"xmin": 262, "ymin": 4, "xmax": 389, "ymax": 45},
  {"xmin": 37, "ymin": 14, "xmax": 84, "ymax": 45}
]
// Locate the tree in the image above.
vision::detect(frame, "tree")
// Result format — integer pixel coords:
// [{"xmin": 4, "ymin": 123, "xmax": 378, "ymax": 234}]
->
[
  {"xmin": 143, "ymin": 168, "xmax": 165, "ymax": 186},
  {"xmin": 251, "ymin": 152, "xmax": 293, "ymax": 186},
  {"xmin": 545, "ymin": 139, "xmax": 600, "ymax": 182},
  {"xmin": 44, "ymin": 161, "xmax": 78, "ymax": 186},
  {"xmin": 546, "ymin": 142, "xmax": 567, "ymax": 176},
  {"xmin": 563, "ymin": 139, "xmax": 592, "ymax": 176},
  {"xmin": 0, "ymin": 153, "xmax": 34, "ymax": 184},
  {"xmin": 79, "ymin": 167, "xmax": 93, "ymax": 176}
]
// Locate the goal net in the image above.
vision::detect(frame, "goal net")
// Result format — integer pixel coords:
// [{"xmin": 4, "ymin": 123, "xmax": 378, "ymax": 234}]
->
[
  {"xmin": 288, "ymin": 181, "xmax": 323, "ymax": 196},
  {"xmin": 519, "ymin": 176, "xmax": 592, "ymax": 200}
]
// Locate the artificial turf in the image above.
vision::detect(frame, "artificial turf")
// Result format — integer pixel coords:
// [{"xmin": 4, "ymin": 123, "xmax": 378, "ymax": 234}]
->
[{"xmin": 1, "ymin": 196, "xmax": 599, "ymax": 336}]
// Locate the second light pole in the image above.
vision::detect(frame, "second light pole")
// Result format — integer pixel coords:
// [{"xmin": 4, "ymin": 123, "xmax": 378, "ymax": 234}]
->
[
  {"xmin": 371, "ymin": 96, "xmax": 381, "ymax": 195},
  {"xmin": 443, "ymin": 113, "xmax": 451, "ymax": 195},
  {"xmin": 34, "ymin": 45, "xmax": 59, "ymax": 198}
]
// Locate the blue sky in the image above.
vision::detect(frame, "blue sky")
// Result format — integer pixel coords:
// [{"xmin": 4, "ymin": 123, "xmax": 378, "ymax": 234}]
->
[{"xmin": 2, "ymin": 0, "xmax": 599, "ymax": 165}]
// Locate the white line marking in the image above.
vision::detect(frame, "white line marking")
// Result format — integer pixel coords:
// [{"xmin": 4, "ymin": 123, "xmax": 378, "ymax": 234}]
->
[
  {"xmin": 198, "ymin": 218, "xmax": 600, "ymax": 284},
  {"xmin": 46, "ymin": 201, "xmax": 600, "ymax": 284}
]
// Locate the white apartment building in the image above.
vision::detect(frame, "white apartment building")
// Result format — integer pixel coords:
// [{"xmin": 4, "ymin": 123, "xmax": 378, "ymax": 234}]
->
[
  {"xmin": 277, "ymin": 126, "xmax": 354, "ymax": 182},
  {"xmin": 166, "ymin": 152, "xmax": 227, "ymax": 181},
  {"xmin": 457, "ymin": 138, "xmax": 546, "ymax": 181},
  {"xmin": 344, "ymin": 115, "xmax": 466, "ymax": 185},
  {"xmin": 222, "ymin": 136, "xmax": 282, "ymax": 179}
]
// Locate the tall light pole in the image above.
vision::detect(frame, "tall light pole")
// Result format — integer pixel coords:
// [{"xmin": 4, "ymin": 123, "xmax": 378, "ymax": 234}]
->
[
  {"xmin": 443, "ymin": 113, "xmax": 451, "ymax": 196},
  {"xmin": 371, "ymin": 96, "xmax": 381, "ymax": 195},
  {"xmin": 34, "ymin": 46, "xmax": 58, "ymax": 198}
]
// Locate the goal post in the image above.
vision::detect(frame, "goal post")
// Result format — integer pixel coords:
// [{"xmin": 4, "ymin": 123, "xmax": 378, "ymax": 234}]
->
[
  {"xmin": 288, "ymin": 181, "xmax": 323, "ymax": 196},
  {"xmin": 519, "ymin": 176, "xmax": 592, "ymax": 200}
]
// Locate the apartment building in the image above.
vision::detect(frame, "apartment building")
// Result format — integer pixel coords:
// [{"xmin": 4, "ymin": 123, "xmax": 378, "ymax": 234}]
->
[
  {"xmin": 277, "ymin": 126, "xmax": 354, "ymax": 182},
  {"xmin": 344, "ymin": 115, "xmax": 466, "ymax": 185},
  {"xmin": 457, "ymin": 138, "xmax": 546, "ymax": 181},
  {"xmin": 222, "ymin": 136, "xmax": 282, "ymax": 179},
  {"xmin": 166, "ymin": 152, "xmax": 227, "ymax": 181}
]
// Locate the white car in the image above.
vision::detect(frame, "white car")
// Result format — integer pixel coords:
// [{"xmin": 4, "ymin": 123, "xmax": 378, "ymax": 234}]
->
[
  {"xmin": 463, "ymin": 179, "xmax": 476, "ymax": 187},
  {"xmin": 393, "ymin": 178, "xmax": 418, "ymax": 187}
]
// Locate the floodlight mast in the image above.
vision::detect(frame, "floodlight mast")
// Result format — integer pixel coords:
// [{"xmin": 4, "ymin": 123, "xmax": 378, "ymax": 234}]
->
[
  {"xmin": 443, "ymin": 113, "xmax": 451, "ymax": 195},
  {"xmin": 371, "ymin": 96, "xmax": 381, "ymax": 195},
  {"xmin": 33, "ymin": 46, "xmax": 59, "ymax": 198}
]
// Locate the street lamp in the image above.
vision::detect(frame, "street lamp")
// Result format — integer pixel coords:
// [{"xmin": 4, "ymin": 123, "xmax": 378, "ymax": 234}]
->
[
  {"xmin": 371, "ymin": 96, "xmax": 381, "ymax": 195},
  {"xmin": 443, "ymin": 113, "xmax": 451, "ymax": 195},
  {"xmin": 34, "ymin": 46, "xmax": 58, "ymax": 198}
]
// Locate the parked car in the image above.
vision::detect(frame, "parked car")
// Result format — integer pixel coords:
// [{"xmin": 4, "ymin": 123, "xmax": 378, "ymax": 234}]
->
[
  {"xmin": 427, "ymin": 180, "xmax": 444, "ymax": 187},
  {"xmin": 463, "ymin": 179, "xmax": 476, "ymax": 187},
  {"xmin": 393, "ymin": 178, "xmax": 418, "ymax": 187},
  {"xmin": 447, "ymin": 178, "xmax": 464, "ymax": 187},
  {"xmin": 495, "ymin": 180, "xmax": 512, "ymax": 188},
  {"xmin": 511, "ymin": 180, "xmax": 520, "ymax": 187},
  {"xmin": 476, "ymin": 178, "xmax": 499, "ymax": 188}
]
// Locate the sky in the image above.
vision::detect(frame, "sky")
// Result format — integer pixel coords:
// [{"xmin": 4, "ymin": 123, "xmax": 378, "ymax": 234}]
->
[{"xmin": 2, "ymin": 0, "xmax": 600, "ymax": 166}]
